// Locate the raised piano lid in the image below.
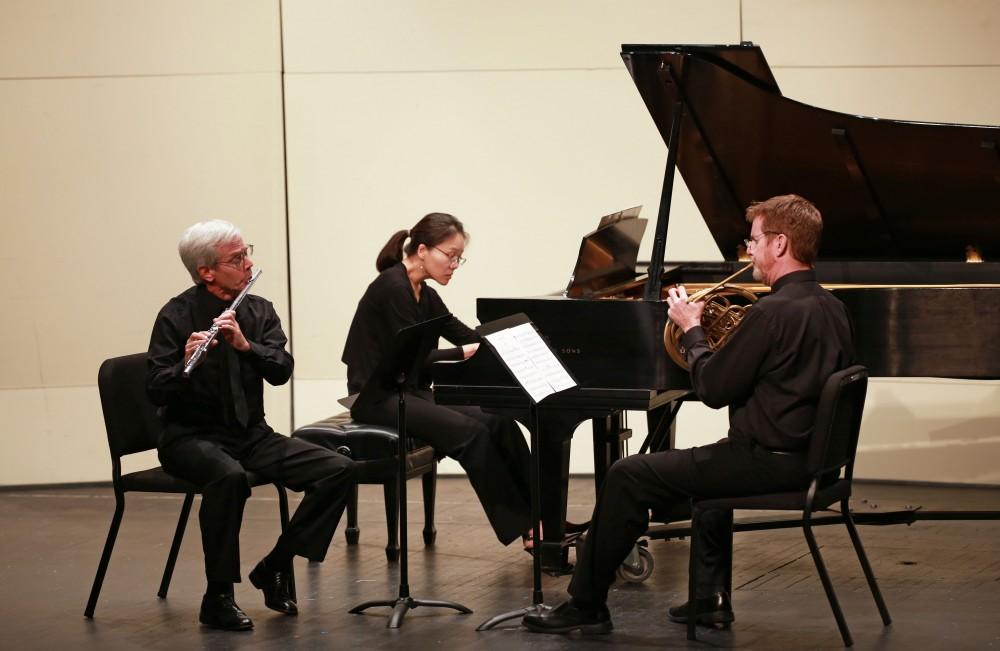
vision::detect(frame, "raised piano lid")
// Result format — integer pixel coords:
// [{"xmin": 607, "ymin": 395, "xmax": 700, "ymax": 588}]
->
[{"xmin": 620, "ymin": 43, "xmax": 1000, "ymax": 264}]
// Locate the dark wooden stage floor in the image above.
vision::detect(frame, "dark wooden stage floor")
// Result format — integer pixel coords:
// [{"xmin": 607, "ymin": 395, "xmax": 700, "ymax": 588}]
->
[{"xmin": 1, "ymin": 477, "xmax": 998, "ymax": 650}]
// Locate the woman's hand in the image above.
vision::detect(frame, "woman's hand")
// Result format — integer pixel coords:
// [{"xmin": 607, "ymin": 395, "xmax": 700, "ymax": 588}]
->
[{"xmin": 462, "ymin": 343, "xmax": 480, "ymax": 359}]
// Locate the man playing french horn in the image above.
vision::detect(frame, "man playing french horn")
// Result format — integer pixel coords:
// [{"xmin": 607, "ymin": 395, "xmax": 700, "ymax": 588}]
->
[
  {"xmin": 525, "ymin": 194, "xmax": 855, "ymax": 635},
  {"xmin": 147, "ymin": 220, "xmax": 356, "ymax": 631}
]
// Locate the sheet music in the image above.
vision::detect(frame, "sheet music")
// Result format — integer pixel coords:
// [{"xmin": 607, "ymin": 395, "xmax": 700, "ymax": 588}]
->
[{"xmin": 484, "ymin": 323, "xmax": 576, "ymax": 403}]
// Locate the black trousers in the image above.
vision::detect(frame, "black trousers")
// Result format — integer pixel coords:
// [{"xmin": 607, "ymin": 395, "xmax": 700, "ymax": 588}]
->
[
  {"xmin": 568, "ymin": 436, "xmax": 811, "ymax": 606},
  {"xmin": 353, "ymin": 389, "xmax": 532, "ymax": 545},
  {"xmin": 158, "ymin": 427, "xmax": 356, "ymax": 583}
]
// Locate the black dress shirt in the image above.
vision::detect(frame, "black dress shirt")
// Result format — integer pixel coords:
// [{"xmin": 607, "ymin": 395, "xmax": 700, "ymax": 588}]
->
[
  {"xmin": 679, "ymin": 269, "xmax": 854, "ymax": 451},
  {"xmin": 147, "ymin": 284, "xmax": 293, "ymax": 447},
  {"xmin": 342, "ymin": 263, "xmax": 478, "ymax": 395}
]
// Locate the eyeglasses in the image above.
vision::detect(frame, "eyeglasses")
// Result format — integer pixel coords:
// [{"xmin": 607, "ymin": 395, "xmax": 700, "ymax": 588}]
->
[
  {"xmin": 743, "ymin": 232, "xmax": 780, "ymax": 249},
  {"xmin": 433, "ymin": 246, "xmax": 467, "ymax": 267},
  {"xmin": 217, "ymin": 244, "xmax": 254, "ymax": 268}
]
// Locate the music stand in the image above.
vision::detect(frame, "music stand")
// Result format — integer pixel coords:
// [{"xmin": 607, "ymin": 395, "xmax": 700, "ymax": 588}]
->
[
  {"xmin": 471, "ymin": 313, "xmax": 576, "ymax": 630},
  {"xmin": 348, "ymin": 314, "xmax": 472, "ymax": 628}
]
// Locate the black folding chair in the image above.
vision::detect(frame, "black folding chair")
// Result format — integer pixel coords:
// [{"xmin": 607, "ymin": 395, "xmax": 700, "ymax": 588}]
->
[
  {"xmin": 84, "ymin": 352, "xmax": 293, "ymax": 618},
  {"xmin": 687, "ymin": 365, "xmax": 891, "ymax": 646}
]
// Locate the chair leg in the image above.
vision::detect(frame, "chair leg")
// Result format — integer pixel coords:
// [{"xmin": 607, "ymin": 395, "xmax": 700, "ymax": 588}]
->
[
  {"xmin": 84, "ymin": 495, "xmax": 126, "ymax": 618},
  {"xmin": 274, "ymin": 485, "xmax": 296, "ymax": 602},
  {"xmin": 384, "ymin": 478, "xmax": 399, "ymax": 563},
  {"xmin": 841, "ymin": 499, "xmax": 891, "ymax": 626},
  {"xmin": 345, "ymin": 483, "xmax": 360, "ymax": 545},
  {"xmin": 687, "ymin": 506, "xmax": 700, "ymax": 642},
  {"xmin": 803, "ymin": 516, "xmax": 853, "ymax": 646},
  {"xmin": 158, "ymin": 493, "xmax": 194, "ymax": 598},
  {"xmin": 422, "ymin": 465, "xmax": 437, "ymax": 546}
]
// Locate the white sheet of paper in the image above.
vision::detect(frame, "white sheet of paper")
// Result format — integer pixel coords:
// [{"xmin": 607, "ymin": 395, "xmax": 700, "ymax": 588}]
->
[{"xmin": 484, "ymin": 323, "xmax": 576, "ymax": 403}]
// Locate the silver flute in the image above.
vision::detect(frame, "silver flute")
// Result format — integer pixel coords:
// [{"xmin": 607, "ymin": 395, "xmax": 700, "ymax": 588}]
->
[{"xmin": 182, "ymin": 268, "xmax": 263, "ymax": 377}]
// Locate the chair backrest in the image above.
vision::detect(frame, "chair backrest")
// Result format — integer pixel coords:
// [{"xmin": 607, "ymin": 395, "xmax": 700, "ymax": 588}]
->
[
  {"xmin": 806, "ymin": 364, "xmax": 869, "ymax": 482},
  {"xmin": 97, "ymin": 353, "xmax": 163, "ymax": 459}
]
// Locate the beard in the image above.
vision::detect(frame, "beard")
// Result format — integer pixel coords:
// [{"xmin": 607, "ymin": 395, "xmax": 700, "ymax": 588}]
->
[{"xmin": 752, "ymin": 261, "xmax": 764, "ymax": 282}]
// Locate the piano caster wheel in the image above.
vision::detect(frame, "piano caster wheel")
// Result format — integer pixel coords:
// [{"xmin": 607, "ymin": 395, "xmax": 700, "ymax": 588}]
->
[{"xmin": 617, "ymin": 545, "xmax": 653, "ymax": 583}]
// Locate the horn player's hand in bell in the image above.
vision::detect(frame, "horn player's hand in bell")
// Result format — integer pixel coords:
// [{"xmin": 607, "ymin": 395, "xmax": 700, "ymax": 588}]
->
[{"xmin": 666, "ymin": 285, "xmax": 704, "ymax": 333}]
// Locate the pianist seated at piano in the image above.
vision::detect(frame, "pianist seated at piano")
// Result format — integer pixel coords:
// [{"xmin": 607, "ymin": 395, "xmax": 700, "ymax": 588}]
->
[
  {"xmin": 524, "ymin": 194, "xmax": 855, "ymax": 635},
  {"xmin": 341, "ymin": 212, "xmax": 535, "ymax": 547}
]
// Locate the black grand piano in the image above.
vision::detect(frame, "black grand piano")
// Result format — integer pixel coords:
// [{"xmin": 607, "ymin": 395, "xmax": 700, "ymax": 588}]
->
[{"xmin": 434, "ymin": 43, "xmax": 1000, "ymax": 572}]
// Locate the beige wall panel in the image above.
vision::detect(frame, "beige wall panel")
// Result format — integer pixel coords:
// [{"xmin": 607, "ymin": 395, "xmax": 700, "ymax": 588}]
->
[
  {"xmin": 0, "ymin": 72, "xmax": 291, "ymax": 484},
  {"xmin": 293, "ymin": 379, "xmax": 347, "ymax": 429},
  {"xmin": 285, "ymin": 70, "xmax": 721, "ymax": 382},
  {"xmin": 0, "ymin": 387, "xmax": 106, "ymax": 485},
  {"xmin": 743, "ymin": 0, "xmax": 1000, "ymax": 67},
  {"xmin": 0, "ymin": 0, "xmax": 280, "ymax": 78},
  {"xmin": 856, "ymin": 379, "xmax": 1000, "ymax": 484},
  {"xmin": 0, "ymin": 74, "xmax": 288, "ymax": 390},
  {"xmin": 773, "ymin": 66, "xmax": 1000, "ymax": 127},
  {"xmin": 283, "ymin": 0, "xmax": 739, "ymax": 72}
]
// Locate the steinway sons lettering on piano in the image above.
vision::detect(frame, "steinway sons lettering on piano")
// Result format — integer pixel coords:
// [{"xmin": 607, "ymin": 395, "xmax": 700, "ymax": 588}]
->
[{"xmin": 483, "ymin": 323, "xmax": 576, "ymax": 404}]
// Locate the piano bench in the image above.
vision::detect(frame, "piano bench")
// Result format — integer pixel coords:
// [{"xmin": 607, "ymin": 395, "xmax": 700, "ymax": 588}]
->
[{"xmin": 292, "ymin": 412, "xmax": 438, "ymax": 562}]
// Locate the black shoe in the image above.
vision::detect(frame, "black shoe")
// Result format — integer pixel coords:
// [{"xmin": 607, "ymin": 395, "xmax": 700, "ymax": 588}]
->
[
  {"xmin": 667, "ymin": 591, "xmax": 734, "ymax": 626},
  {"xmin": 199, "ymin": 593, "xmax": 253, "ymax": 631},
  {"xmin": 249, "ymin": 560, "xmax": 298, "ymax": 616},
  {"xmin": 522, "ymin": 599, "xmax": 613, "ymax": 635}
]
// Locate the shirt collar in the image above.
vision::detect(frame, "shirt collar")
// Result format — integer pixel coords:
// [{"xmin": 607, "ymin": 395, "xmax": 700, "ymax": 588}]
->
[
  {"xmin": 196, "ymin": 283, "xmax": 229, "ymax": 311},
  {"xmin": 771, "ymin": 268, "xmax": 816, "ymax": 292}
]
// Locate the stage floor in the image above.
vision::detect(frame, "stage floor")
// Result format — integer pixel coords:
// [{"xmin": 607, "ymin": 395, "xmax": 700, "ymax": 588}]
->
[{"xmin": 1, "ymin": 477, "xmax": 998, "ymax": 650}]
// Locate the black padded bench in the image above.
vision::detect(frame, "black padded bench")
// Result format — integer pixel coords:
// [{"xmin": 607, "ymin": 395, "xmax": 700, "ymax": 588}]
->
[{"xmin": 292, "ymin": 413, "xmax": 438, "ymax": 561}]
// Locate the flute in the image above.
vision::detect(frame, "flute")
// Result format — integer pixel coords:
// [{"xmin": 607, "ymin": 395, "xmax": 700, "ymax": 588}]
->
[{"xmin": 182, "ymin": 268, "xmax": 263, "ymax": 377}]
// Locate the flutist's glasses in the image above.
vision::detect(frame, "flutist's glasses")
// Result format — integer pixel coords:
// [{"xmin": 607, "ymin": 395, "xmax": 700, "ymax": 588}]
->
[
  {"xmin": 217, "ymin": 244, "xmax": 254, "ymax": 268},
  {"xmin": 432, "ymin": 246, "xmax": 467, "ymax": 267},
  {"xmin": 743, "ymin": 231, "xmax": 780, "ymax": 250}
]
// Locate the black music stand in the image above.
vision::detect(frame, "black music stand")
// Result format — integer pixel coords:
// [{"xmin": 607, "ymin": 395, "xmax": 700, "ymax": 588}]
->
[
  {"xmin": 472, "ymin": 313, "xmax": 576, "ymax": 631},
  {"xmin": 348, "ymin": 314, "xmax": 472, "ymax": 628}
]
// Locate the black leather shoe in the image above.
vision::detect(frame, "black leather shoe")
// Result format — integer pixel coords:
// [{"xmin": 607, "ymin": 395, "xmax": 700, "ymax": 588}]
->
[
  {"xmin": 667, "ymin": 591, "xmax": 734, "ymax": 626},
  {"xmin": 249, "ymin": 560, "xmax": 297, "ymax": 616},
  {"xmin": 199, "ymin": 593, "xmax": 253, "ymax": 631},
  {"xmin": 522, "ymin": 599, "xmax": 613, "ymax": 635}
]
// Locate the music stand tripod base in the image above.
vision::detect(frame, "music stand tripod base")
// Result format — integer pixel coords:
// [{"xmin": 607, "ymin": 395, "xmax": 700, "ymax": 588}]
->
[
  {"xmin": 477, "ymin": 603, "xmax": 551, "ymax": 631},
  {"xmin": 476, "ymin": 400, "xmax": 547, "ymax": 631},
  {"xmin": 351, "ymin": 596, "xmax": 473, "ymax": 629}
]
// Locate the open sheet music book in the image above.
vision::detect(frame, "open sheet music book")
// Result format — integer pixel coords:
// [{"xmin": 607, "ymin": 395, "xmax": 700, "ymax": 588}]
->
[{"xmin": 476, "ymin": 313, "xmax": 576, "ymax": 404}]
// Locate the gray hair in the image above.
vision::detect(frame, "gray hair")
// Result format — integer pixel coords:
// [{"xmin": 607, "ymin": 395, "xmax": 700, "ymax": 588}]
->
[{"xmin": 178, "ymin": 220, "xmax": 242, "ymax": 283}]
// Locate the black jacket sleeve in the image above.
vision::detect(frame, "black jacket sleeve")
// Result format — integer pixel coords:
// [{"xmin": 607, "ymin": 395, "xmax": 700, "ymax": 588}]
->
[{"xmin": 681, "ymin": 307, "xmax": 773, "ymax": 409}]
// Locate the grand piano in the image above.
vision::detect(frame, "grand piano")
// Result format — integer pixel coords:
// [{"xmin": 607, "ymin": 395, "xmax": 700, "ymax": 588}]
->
[{"xmin": 434, "ymin": 43, "xmax": 1000, "ymax": 572}]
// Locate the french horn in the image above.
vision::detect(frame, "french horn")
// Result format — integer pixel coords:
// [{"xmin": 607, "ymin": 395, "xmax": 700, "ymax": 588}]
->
[{"xmin": 663, "ymin": 262, "xmax": 757, "ymax": 369}]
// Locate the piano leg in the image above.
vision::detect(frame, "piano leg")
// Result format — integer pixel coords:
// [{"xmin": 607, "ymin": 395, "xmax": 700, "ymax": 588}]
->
[
  {"xmin": 538, "ymin": 428, "xmax": 571, "ymax": 574},
  {"xmin": 592, "ymin": 411, "xmax": 632, "ymax": 493},
  {"xmin": 536, "ymin": 410, "xmax": 634, "ymax": 575}
]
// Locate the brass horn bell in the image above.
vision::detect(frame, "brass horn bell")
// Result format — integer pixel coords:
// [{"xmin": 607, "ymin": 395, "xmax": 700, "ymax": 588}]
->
[{"xmin": 663, "ymin": 263, "xmax": 757, "ymax": 370}]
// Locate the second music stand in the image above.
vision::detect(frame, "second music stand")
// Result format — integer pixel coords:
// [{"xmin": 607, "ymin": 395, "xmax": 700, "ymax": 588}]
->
[
  {"xmin": 470, "ymin": 313, "xmax": 577, "ymax": 630},
  {"xmin": 348, "ymin": 314, "xmax": 472, "ymax": 628}
]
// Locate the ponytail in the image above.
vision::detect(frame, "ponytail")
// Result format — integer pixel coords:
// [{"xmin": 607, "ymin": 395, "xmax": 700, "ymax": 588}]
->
[{"xmin": 376, "ymin": 229, "xmax": 409, "ymax": 272}]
